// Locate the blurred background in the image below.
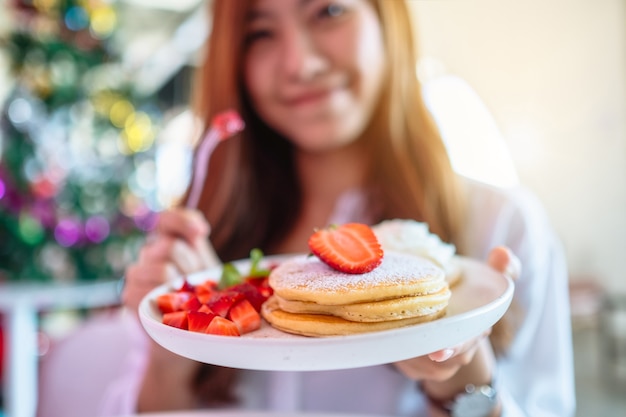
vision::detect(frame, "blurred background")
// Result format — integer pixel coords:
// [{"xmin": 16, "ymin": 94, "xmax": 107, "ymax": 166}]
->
[{"xmin": 0, "ymin": 0, "xmax": 625, "ymax": 416}]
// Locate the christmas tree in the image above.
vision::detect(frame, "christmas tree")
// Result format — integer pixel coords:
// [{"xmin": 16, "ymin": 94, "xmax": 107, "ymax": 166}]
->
[{"xmin": 0, "ymin": 0, "xmax": 162, "ymax": 283}]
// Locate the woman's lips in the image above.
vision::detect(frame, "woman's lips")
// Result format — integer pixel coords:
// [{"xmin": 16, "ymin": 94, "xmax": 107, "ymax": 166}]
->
[{"xmin": 285, "ymin": 89, "xmax": 334, "ymax": 107}]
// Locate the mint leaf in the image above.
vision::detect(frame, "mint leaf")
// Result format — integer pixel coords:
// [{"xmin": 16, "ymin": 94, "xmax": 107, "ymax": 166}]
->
[
  {"xmin": 219, "ymin": 262, "xmax": 242, "ymax": 289},
  {"xmin": 248, "ymin": 248, "xmax": 270, "ymax": 277}
]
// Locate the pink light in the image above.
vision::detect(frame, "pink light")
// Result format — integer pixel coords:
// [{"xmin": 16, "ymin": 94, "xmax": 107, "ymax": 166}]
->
[
  {"xmin": 85, "ymin": 216, "xmax": 110, "ymax": 243},
  {"xmin": 54, "ymin": 219, "xmax": 82, "ymax": 247}
]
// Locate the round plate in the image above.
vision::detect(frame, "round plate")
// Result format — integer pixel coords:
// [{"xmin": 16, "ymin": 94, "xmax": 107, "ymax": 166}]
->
[{"xmin": 139, "ymin": 255, "xmax": 514, "ymax": 371}]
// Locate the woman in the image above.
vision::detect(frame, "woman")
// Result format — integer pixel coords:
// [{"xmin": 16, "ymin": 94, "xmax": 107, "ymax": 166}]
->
[{"xmin": 108, "ymin": 0, "xmax": 575, "ymax": 416}]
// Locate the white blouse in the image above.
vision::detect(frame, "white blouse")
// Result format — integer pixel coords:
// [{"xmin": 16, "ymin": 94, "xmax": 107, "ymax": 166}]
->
[{"xmin": 99, "ymin": 178, "xmax": 576, "ymax": 417}]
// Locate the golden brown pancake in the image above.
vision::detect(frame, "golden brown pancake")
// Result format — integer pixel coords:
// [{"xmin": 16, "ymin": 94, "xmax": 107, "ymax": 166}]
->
[
  {"xmin": 268, "ymin": 252, "xmax": 446, "ymax": 306},
  {"xmin": 261, "ymin": 296, "xmax": 447, "ymax": 337},
  {"xmin": 273, "ymin": 287, "xmax": 451, "ymax": 322}
]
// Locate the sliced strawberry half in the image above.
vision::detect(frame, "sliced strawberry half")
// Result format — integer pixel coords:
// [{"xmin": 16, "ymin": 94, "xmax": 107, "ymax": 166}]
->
[
  {"xmin": 206, "ymin": 316, "xmax": 240, "ymax": 336},
  {"xmin": 181, "ymin": 296, "xmax": 203, "ymax": 312},
  {"xmin": 207, "ymin": 291, "xmax": 245, "ymax": 317},
  {"xmin": 194, "ymin": 281, "xmax": 219, "ymax": 304},
  {"xmin": 308, "ymin": 223, "xmax": 384, "ymax": 274},
  {"xmin": 229, "ymin": 282, "xmax": 267, "ymax": 312},
  {"xmin": 188, "ymin": 311, "xmax": 216, "ymax": 333},
  {"xmin": 228, "ymin": 299, "xmax": 261, "ymax": 333},
  {"xmin": 156, "ymin": 292, "xmax": 192, "ymax": 314},
  {"xmin": 162, "ymin": 311, "xmax": 188, "ymax": 330}
]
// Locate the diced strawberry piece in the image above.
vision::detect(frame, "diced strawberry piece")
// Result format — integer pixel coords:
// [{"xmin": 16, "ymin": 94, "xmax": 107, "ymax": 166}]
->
[
  {"xmin": 256, "ymin": 277, "xmax": 274, "ymax": 298},
  {"xmin": 195, "ymin": 281, "xmax": 219, "ymax": 304},
  {"xmin": 177, "ymin": 279, "xmax": 196, "ymax": 293},
  {"xmin": 198, "ymin": 304, "xmax": 214, "ymax": 314},
  {"xmin": 228, "ymin": 299, "xmax": 261, "ymax": 334},
  {"xmin": 308, "ymin": 223, "xmax": 383, "ymax": 274},
  {"xmin": 207, "ymin": 291, "xmax": 244, "ymax": 317},
  {"xmin": 182, "ymin": 296, "xmax": 203, "ymax": 312},
  {"xmin": 162, "ymin": 311, "xmax": 188, "ymax": 330},
  {"xmin": 206, "ymin": 316, "xmax": 240, "ymax": 336},
  {"xmin": 156, "ymin": 292, "xmax": 192, "ymax": 314},
  {"xmin": 229, "ymin": 282, "xmax": 267, "ymax": 312},
  {"xmin": 187, "ymin": 311, "xmax": 216, "ymax": 333}
]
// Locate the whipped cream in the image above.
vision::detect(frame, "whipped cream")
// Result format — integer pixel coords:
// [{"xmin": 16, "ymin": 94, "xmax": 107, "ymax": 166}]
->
[{"xmin": 372, "ymin": 219, "xmax": 456, "ymax": 268}]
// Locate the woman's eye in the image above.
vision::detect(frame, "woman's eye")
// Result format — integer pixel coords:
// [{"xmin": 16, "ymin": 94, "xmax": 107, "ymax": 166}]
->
[
  {"xmin": 245, "ymin": 29, "xmax": 273, "ymax": 46},
  {"xmin": 318, "ymin": 3, "xmax": 347, "ymax": 19}
]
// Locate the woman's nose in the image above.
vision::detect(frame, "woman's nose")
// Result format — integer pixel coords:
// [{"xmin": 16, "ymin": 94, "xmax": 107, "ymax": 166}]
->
[{"xmin": 280, "ymin": 28, "xmax": 328, "ymax": 81}]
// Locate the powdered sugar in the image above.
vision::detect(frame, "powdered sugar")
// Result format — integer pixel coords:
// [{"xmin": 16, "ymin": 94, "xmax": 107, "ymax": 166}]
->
[{"xmin": 269, "ymin": 251, "xmax": 443, "ymax": 293}]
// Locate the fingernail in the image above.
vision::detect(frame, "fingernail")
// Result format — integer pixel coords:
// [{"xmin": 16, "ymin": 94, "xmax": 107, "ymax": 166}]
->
[{"xmin": 433, "ymin": 348, "xmax": 454, "ymax": 362}]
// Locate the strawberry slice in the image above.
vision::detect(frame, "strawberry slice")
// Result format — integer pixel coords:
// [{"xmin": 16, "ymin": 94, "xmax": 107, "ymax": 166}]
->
[
  {"xmin": 308, "ymin": 223, "xmax": 384, "ymax": 274},
  {"xmin": 228, "ymin": 299, "xmax": 261, "ymax": 333},
  {"xmin": 206, "ymin": 316, "xmax": 240, "ymax": 336},
  {"xmin": 156, "ymin": 292, "xmax": 192, "ymax": 314},
  {"xmin": 188, "ymin": 311, "xmax": 217, "ymax": 333},
  {"xmin": 182, "ymin": 296, "xmax": 203, "ymax": 312},
  {"xmin": 177, "ymin": 279, "xmax": 196, "ymax": 293},
  {"xmin": 162, "ymin": 311, "xmax": 188, "ymax": 330},
  {"xmin": 194, "ymin": 281, "xmax": 218, "ymax": 304},
  {"xmin": 229, "ymin": 282, "xmax": 267, "ymax": 312},
  {"xmin": 207, "ymin": 291, "xmax": 245, "ymax": 317},
  {"xmin": 198, "ymin": 304, "xmax": 214, "ymax": 314}
]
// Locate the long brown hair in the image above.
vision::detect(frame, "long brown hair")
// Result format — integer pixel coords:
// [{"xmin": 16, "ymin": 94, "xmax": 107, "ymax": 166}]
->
[{"xmin": 190, "ymin": 0, "xmax": 466, "ymax": 262}]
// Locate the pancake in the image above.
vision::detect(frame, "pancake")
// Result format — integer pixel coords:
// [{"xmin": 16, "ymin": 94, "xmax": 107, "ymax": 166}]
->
[
  {"xmin": 261, "ymin": 296, "xmax": 447, "ymax": 337},
  {"xmin": 274, "ymin": 287, "xmax": 451, "ymax": 322},
  {"xmin": 269, "ymin": 252, "xmax": 446, "ymax": 306}
]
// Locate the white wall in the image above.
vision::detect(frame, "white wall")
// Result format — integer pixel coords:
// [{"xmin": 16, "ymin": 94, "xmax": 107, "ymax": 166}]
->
[{"xmin": 411, "ymin": 0, "xmax": 626, "ymax": 292}]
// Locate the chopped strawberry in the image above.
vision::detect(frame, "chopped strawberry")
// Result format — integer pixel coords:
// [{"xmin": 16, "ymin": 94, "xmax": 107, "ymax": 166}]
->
[
  {"xmin": 207, "ymin": 291, "xmax": 245, "ymax": 317},
  {"xmin": 198, "ymin": 304, "xmax": 214, "ymax": 314},
  {"xmin": 187, "ymin": 311, "xmax": 216, "ymax": 333},
  {"xmin": 182, "ymin": 296, "xmax": 203, "ymax": 312},
  {"xmin": 156, "ymin": 292, "xmax": 192, "ymax": 314},
  {"xmin": 162, "ymin": 311, "xmax": 188, "ymax": 330},
  {"xmin": 256, "ymin": 277, "xmax": 274, "ymax": 299},
  {"xmin": 308, "ymin": 223, "xmax": 384, "ymax": 274},
  {"xmin": 230, "ymin": 282, "xmax": 267, "ymax": 312},
  {"xmin": 177, "ymin": 279, "xmax": 196, "ymax": 293},
  {"xmin": 229, "ymin": 299, "xmax": 261, "ymax": 334},
  {"xmin": 206, "ymin": 316, "xmax": 240, "ymax": 336},
  {"xmin": 194, "ymin": 281, "xmax": 219, "ymax": 304},
  {"xmin": 195, "ymin": 280, "xmax": 218, "ymax": 294},
  {"xmin": 244, "ymin": 276, "xmax": 273, "ymax": 298}
]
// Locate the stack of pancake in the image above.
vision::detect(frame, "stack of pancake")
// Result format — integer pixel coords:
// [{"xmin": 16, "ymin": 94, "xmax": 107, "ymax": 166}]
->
[{"xmin": 261, "ymin": 251, "xmax": 450, "ymax": 337}]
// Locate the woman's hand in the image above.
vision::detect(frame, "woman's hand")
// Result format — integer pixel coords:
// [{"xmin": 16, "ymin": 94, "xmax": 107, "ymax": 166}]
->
[
  {"xmin": 393, "ymin": 246, "xmax": 520, "ymax": 383},
  {"xmin": 122, "ymin": 207, "xmax": 220, "ymax": 313}
]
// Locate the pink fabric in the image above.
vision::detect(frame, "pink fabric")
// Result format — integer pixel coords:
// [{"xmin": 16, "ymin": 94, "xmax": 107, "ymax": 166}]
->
[{"xmin": 37, "ymin": 309, "xmax": 148, "ymax": 417}]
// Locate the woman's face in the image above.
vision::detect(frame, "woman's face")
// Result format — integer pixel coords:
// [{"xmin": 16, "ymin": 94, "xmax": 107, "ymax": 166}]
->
[{"xmin": 243, "ymin": 0, "xmax": 387, "ymax": 153}]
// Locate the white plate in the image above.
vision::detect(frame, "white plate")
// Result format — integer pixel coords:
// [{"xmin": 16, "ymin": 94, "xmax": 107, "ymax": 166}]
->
[{"xmin": 139, "ymin": 255, "xmax": 514, "ymax": 371}]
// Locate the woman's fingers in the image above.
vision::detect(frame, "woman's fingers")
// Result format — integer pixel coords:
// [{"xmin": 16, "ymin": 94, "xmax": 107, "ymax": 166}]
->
[
  {"xmin": 139, "ymin": 235, "xmax": 206, "ymax": 275},
  {"xmin": 123, "ymin": 262, "xmax": 179, "ymax": 312},
  {"xmin": 157, "ymin": 208, "xmax": 210, "ymax": 245},
  {"xmin": 153, "ymin": 208, "xmax": 220, "ymax": 270},
  {"xmin": 395, "ymin": 332, "xmax": 489, "ymax": 381},
  {"xmin": 487, "ymin": 246, "xmax": 521, "ymax": 281}
]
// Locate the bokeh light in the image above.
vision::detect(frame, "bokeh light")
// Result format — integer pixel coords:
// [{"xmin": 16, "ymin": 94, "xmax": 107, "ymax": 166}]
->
[
  {"xmin": 85, "ymin": 215, "xmax": 110, "ymax": 243},
  {"xmin": 90, "ymin": 6, "xmax": 117, "ymax": 39},
  {"xmin": 123, "ymin": 111, "xmax": 155, "ymax": 153},
  {"xmin": 64, "ymin": 6, "xmax": 90, "ymax": 32},
  {"xmin": 54, "ymin": 218, "xmax": 82, "ymax": 247},
  {"xmin": 19, "ymin": 213, "xmax": 45, "ymax": 245},
  {"xmin": 109, "ymin": 100, "xmax": 134, "ymax": 128}
]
